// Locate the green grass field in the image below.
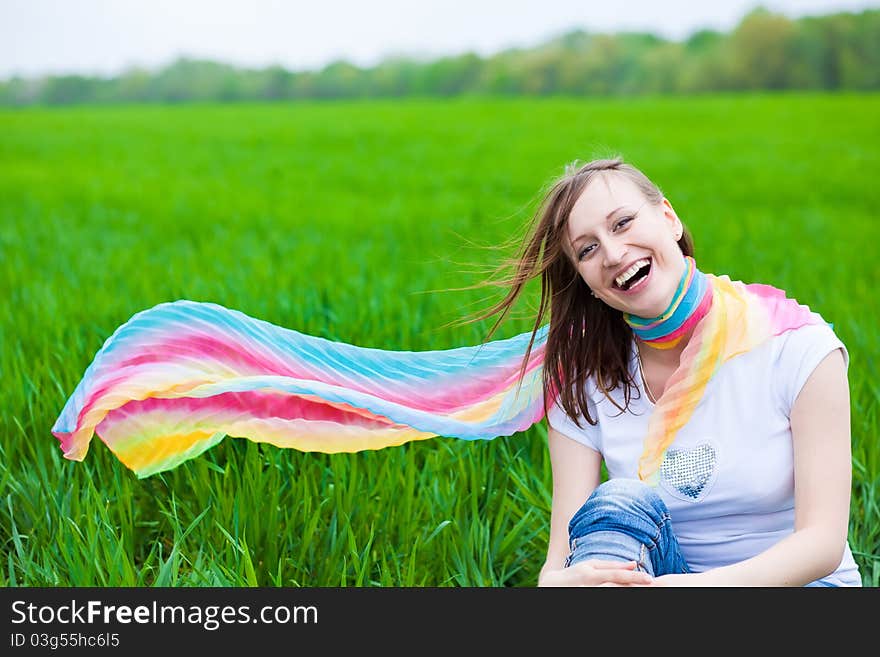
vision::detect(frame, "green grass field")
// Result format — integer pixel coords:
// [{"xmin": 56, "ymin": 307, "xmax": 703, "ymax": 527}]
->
[{"xmin": 1, "ymin": 94, "xmax": 878, "ymax": 586}]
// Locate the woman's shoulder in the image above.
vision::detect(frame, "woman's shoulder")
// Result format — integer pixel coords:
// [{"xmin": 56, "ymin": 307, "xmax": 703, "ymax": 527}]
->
[
  {"xmin": 763, "ymin": 320, "xmax": 849, "ymax": 414},
  {"xmin": 714, "ymin": 319, "xmax": 846, "ymax": 389},
  {"xmin": 772, "ymin": 320, "xmax": 848, "ymax": 368}
]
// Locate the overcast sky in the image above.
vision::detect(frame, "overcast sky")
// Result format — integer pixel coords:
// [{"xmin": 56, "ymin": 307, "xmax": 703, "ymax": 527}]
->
[{"xmin": 1, "ymin": 0, "xmax": 876, "ymax": 79}]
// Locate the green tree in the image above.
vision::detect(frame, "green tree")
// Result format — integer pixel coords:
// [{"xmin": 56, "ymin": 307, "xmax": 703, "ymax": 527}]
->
[{"xmin": 726, "ymin": 8, "xmax": 799, "ymax": 89}]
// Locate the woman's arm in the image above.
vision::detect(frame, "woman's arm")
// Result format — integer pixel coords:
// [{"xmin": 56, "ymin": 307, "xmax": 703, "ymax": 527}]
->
[
  {"xmin": 538, "ymin": 426, "xmax": 652, "ymax": 586},
  {"xmin": 656, "ymin": 348, "xmax": 852, "ymax": 586}
]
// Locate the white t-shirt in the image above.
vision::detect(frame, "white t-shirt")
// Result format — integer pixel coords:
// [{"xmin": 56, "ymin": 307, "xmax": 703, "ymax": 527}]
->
[{"xmin": 546, "ymin": 322, "xmax": 861, "ymax": 586}]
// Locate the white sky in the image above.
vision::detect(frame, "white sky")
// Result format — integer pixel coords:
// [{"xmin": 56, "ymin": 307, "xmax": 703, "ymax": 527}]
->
[{"xmin": 1, "ymin": 0, "xmax": 876, "ymax": 79}]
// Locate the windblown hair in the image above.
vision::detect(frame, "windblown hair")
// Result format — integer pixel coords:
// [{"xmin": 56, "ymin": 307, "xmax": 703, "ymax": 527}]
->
[{"xmin": 467, "ymin": 157, "xmax": 695, "ymax": 429}]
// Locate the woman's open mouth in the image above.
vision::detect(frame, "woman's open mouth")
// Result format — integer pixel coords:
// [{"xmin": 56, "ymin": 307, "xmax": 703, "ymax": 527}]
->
[{"xmin": 612, "ymin": 258, "xmax": 652, "ymax": 294}]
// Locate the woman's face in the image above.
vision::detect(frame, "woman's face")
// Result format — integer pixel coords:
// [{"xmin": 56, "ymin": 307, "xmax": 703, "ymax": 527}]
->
[{"xmin": 566, "ymin": 172, "xmax": 685, "ymax": 318}]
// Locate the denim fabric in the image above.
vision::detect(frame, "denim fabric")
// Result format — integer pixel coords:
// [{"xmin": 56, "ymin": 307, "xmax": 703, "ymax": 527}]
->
[{"xmin": 565, "ymin": 478, "xmax": 690, "ymax": 577}]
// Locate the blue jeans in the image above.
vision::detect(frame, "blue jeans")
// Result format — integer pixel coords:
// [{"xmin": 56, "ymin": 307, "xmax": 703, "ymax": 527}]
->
[
  {"xmin": 564, "ymin": 478, "xmax": 690, "ymax": 576},
  {"xmin": 564, "ymin": 478, "xmax": 847, "ymax": 586}
]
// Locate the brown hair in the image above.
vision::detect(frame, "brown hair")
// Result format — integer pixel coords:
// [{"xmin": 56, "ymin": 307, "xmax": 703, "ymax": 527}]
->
[{"xmin": 462, "ymin": 156, "xmax": 695, "ymax": 429}]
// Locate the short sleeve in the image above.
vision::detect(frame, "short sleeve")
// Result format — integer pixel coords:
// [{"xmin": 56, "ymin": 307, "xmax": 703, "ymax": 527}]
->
[
  {"xmin": 775, "ymin": 323, "xmax": 849, "ymax": 416},
  {"xmin": 545, "ymin": 394, "xmax": 602, "ymax": 454}
]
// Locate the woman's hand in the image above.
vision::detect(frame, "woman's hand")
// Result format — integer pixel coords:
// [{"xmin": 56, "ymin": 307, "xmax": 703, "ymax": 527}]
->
[{"xmin": 538, "ymin": 559, "xmax": 654, "ymax": 587}]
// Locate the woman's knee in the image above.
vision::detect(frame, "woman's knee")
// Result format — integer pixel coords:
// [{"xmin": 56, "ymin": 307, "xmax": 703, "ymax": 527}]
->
[
  {"xmin": 566, "ymin": 478, "xmax": 687, "ymax": 576},
  {"xmin": 593, "ymin": 477, "xmax": 660, "ymax": 502},
  {"xmin": 568, "ymin": 478, "xmax": 669, "ymax": 533}
]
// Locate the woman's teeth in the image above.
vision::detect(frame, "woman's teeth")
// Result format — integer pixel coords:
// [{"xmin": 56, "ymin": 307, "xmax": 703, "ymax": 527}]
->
[{"xmin": 615, "ymin": 258, "xmax": 651, "ymax": 289}]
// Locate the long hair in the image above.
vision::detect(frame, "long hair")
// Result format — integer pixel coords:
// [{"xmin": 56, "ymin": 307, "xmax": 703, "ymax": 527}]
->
[{"xmin": 462, "ymin": 156, "xmax": 695, "ymax": 429}]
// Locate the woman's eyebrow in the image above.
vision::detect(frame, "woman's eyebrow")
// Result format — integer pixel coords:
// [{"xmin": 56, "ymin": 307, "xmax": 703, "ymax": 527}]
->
[
  {"xmin": 570, "ymin": 205, "xmax": 629, "ymax": 246},
  {"xmin": 604, "ymin": 205, "xmax": 627, "ymax": 220}
]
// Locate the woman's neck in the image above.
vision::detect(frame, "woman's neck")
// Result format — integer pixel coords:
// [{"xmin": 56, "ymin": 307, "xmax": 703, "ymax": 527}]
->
[
  {"xmin": 637, "ymin": 325, "xmax": 695, "ymax": 368},
  {"xmin": 623, "ymin": 255, "xmax": 711, "ymax": 358}
]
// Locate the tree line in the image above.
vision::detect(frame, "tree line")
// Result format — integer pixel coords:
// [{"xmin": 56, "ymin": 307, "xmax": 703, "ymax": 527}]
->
[{"xmin": 2, "ymin": 7, "xmax": 878, "ymax": 106}]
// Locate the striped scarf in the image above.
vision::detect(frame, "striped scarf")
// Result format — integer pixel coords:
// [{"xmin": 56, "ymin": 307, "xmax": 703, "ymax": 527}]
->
[{"xmin": 52, "ymin": 263, "xmax": 826, "ymax": 479}]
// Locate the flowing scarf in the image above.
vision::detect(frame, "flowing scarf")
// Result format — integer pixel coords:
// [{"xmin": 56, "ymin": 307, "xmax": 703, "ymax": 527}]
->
[{"xmin": 52, "ymin": 260, "xmax": 827, "ymax": 479}]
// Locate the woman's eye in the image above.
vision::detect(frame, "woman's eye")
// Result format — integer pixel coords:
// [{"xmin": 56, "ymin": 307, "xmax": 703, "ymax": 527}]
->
[
  {"xmin": 578, "ymin": 245, "xmax": 594, "ymax": 260},
  {"xmin": 615, "ymin": 216, "xmax": 634, "ymax": 230}
]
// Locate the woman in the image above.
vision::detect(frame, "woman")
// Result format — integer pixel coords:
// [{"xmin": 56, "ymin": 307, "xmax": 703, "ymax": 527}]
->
[
  {"xmin": 485, "ymin": 156, "xmax": 860, "ymax": 586},
  {"xmin": 50, "ymin": 155, "xmax": 861, "ymax": 587}
]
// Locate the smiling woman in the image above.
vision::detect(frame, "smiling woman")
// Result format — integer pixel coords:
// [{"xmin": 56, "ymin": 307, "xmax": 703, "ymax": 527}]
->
[
  {"xmin": 46, "ymin": 148, "xmax": 862, "ymax": 588},
  {"xmin": 473, "ymin": 156, "xmax": 861, "ymax": 587},
  {"xmin": 567, "ymin": 180, "xmax": 685, "ymax": 312}
]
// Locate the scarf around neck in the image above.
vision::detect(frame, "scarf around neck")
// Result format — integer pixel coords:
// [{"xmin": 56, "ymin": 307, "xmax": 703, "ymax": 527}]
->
[
  {"xmin": 620, "ymin": 256, "xmax": 827, "ymax": 480},
  {"xmin": 52, "ymin": 261, "xmax": 828, "ymax": 479},
  {"xmin": 623, "ymin": 255, "xmax": 710, "ymax": 350}
]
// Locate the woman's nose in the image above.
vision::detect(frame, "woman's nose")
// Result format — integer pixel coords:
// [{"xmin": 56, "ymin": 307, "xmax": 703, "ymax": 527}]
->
[{"xmin": 603, "ymin": 239, "xmax": 628, "ymax": 267}]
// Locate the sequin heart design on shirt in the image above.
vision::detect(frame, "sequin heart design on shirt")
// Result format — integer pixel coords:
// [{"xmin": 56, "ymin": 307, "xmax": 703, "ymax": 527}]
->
[{"xmin": 659, "ymin": 443, "xmax": 718, "ymax": 503}]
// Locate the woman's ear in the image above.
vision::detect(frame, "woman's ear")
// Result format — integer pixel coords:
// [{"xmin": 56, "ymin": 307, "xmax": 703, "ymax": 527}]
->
[{"xmin": 661, "ymin": 198, "xmax": 682, "ymax": 238}]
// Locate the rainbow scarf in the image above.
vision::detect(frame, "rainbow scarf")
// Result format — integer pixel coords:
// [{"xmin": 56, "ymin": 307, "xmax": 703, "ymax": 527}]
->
[
  {"xmin": 625, "ymin": 257, "xmax": 827, "ymax": 481},
  {"xmin": 623, "ymin": 256, "xmax": 711, "ymax": 351},
  {"xmin": 52, "ymin": 265, "xmax": 827, "ymax": 479},
  {"xmin": 52, "ymin": 302, "xmax": 548, "ymax": 477}
]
